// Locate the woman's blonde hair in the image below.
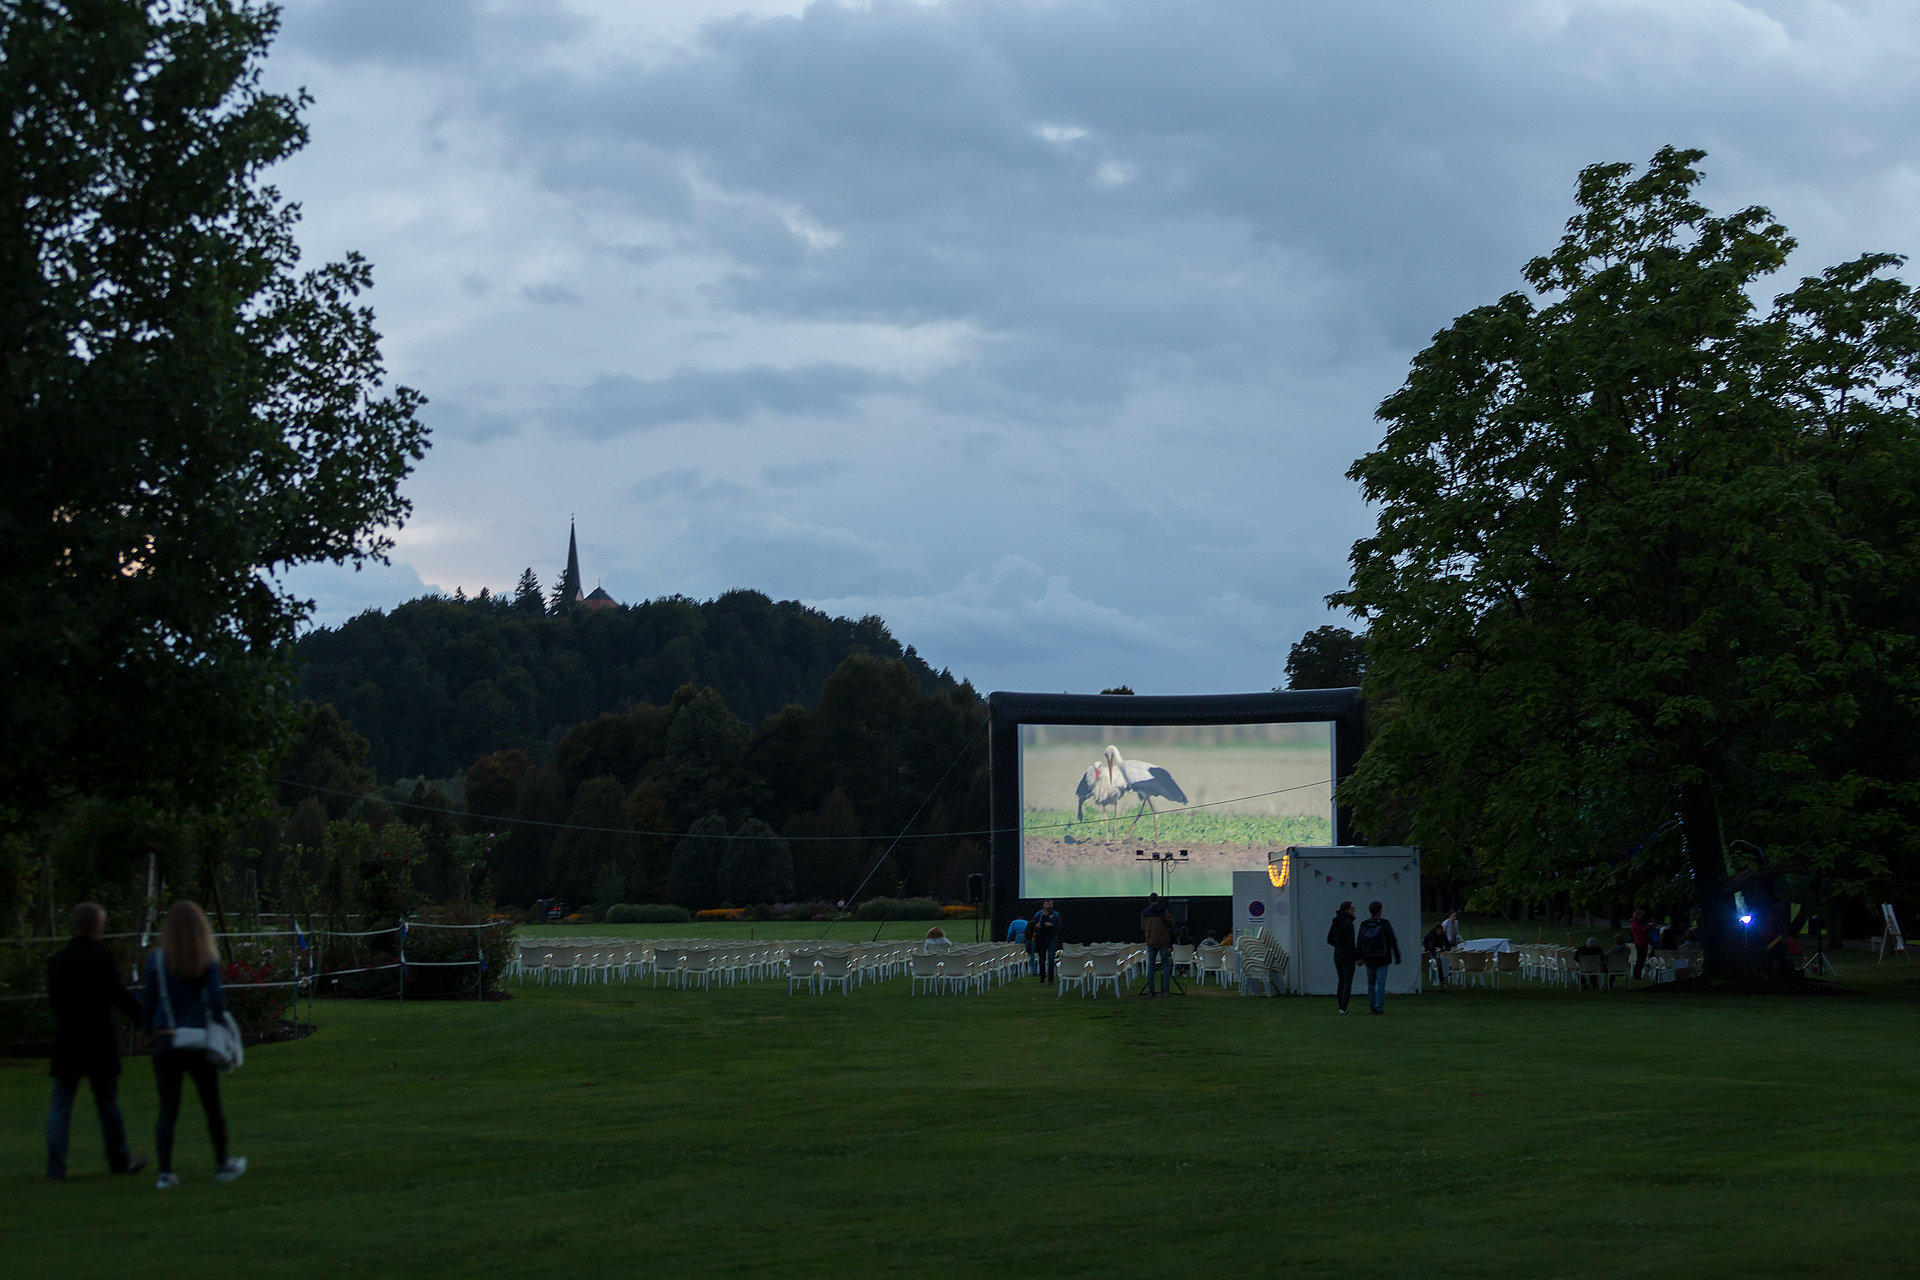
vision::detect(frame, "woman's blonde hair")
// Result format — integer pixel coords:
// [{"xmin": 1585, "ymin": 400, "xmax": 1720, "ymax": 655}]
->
[{"xmin": 161, "ymin": 900, "xmax": 218, "ymax": 980}]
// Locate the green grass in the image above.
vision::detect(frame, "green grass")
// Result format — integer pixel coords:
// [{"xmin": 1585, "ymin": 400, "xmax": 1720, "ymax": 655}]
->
[
  {"xmin": 1026, "ymin": 807, "xmax": 1333, "ymax": 845},
  {"xmin": 5, "ymin": 935, "xmax": 1918, "ymax": 1278}
]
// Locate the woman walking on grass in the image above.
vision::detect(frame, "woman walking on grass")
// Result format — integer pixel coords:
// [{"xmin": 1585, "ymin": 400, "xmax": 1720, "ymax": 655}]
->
[{"xmin": 142, "ymin": 901, "xmax": 246, "ymax": 1189}]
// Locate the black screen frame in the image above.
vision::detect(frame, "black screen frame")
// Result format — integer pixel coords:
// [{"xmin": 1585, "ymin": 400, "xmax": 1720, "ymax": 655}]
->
[{"xmin": 988, "ymin": 688, "xmax": 1364, "ymax": 944}]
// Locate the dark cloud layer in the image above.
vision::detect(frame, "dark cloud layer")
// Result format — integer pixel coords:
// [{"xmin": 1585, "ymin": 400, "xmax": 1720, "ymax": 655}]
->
[{"xmin": 264, "ymin": 1, "xmax": 1920, "ymax": 693}]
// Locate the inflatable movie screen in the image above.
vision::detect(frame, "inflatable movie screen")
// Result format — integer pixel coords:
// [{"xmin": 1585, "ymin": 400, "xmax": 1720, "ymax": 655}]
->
[{"xmin": 1019, "ymin": 721, "xmax": 1333, "ymax": 898}]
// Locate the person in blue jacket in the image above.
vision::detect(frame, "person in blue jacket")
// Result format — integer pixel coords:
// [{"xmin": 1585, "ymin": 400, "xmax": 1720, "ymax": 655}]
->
[{"xmin": 141, "ymin": 900, "xmax": 246, "ymax": 1189}]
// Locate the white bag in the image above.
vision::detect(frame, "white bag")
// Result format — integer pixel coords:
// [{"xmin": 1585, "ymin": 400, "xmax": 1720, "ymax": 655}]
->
[
  {"xmin": 202, "ymin": 1011, "xmax": 245, "ymax": 1072},
  {"xmin": 155, "ymin": 955, "xmax": 245, "ymax": 1072}
]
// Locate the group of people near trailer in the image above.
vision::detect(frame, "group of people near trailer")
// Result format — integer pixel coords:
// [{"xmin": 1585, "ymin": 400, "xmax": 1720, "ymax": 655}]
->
[{"xmin": 43, "ymin": 901, "xmax": 246, "ymax": 1188}]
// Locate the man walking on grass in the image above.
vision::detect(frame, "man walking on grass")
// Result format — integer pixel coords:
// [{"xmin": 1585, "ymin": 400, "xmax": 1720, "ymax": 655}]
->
[
  {"xmin": 1357, "ymin": 901, "xmax": 1402, "ymax": 1015},
  {"xmin": 46, "ymin": 902, "xmax": 147, "ymax": 1180}
]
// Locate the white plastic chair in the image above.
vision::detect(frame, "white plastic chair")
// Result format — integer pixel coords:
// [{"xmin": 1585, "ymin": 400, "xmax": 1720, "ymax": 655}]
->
[
  {"xmin": 814, "ymin": 951, "xmax": 855, "ymax": 996},
  {"xmin": 1085, "ymin": 951, "xmax": 1125, "ymax": 998}
]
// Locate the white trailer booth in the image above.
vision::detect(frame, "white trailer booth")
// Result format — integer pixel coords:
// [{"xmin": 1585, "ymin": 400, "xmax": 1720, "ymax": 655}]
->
[{"xmin": 1232, "ymin": 847, "xmax": 1422, "ymax": 996}]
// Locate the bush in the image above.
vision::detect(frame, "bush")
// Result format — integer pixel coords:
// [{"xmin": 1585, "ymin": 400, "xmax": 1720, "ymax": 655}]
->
[
  {"xmin": 852, "ymin": 896, "xmax": 942, "ymax": 921},
  {"xmin": 695, "ymin": 908, "xmax": 746, "ymax": 921},
  {"xmin": 603, "ymin": 903, "xmax": 690, "ymax": 924}
]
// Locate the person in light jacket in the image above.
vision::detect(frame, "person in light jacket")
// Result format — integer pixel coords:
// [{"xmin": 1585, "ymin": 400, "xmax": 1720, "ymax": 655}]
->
[
  {"xmin": 1327, "ymin": 901, "xmax": 1358, "ymax": 1014},
  {"xmin": 141, "ymin": 901, "xmax": 246, "ymax": 1189}
]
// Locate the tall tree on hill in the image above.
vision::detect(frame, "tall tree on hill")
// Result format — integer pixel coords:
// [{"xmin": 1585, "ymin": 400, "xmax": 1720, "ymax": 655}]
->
[
  {"xmin": 1, "ymin": 0, "xmax": 427, "ymax": 829},
  {"xmin": 1283, "ymin": 627, "xmax": 1369, "ymax": 690},
  {"xmin": 1332, "ymin": 147, "xmax": 1920, "ymax": 974},
  {"xmin": 512, "ymin": 568, "xmax": 544, "ymax": 616}
]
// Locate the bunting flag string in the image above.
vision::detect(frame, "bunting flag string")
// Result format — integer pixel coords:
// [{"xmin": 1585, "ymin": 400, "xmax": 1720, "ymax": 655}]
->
[{"xmin": 1291, "ymin": 852, "xmax": 1421, "ymax": 893}]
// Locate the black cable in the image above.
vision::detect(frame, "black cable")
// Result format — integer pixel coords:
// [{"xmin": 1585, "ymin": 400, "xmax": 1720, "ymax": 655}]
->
[
  {"xmin": 816, "ymin": 718, "xmax": 984, "ymax": 942},
  {"xmin": 272, "ymin": 773, "xmax": 1335, "ymax": 842}
]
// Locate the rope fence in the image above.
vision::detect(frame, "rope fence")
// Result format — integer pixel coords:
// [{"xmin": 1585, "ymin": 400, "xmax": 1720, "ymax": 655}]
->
[{"xmin": 0, "ymin": 920, "xmax": 514, "ymax": 1021}]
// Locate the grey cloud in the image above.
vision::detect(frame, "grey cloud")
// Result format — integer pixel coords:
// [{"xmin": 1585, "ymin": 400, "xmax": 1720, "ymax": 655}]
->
[
  {"xmin": 554, "ymin": 363, "xmax": 881, "ymax": 436},
  {"xmin": 630, "ymin": 467, "xmax": 750, "ymax": 504},
  {"xmin": 520, "ymin": 281, "xmax": 584, "ymax": 305},
  {"xmin": 482, "ymin": 0, "xmax": 1920, "ymax": 397},
  {"xmin": 280, "ymin": 0, "xmax": 481, "ymax": 66},
  {"xmin": 424, "ymin": 396, "xmax": 520, "ymax": 443},
  {"xmin": 760, "ymin": 459, "xmax": 849, "ymax": 489},
  {"xmin": 696, "ymin": 513, "xmax": 932, "ymax": 599},
  {"xmin": 281, "ymin": 0, "xmax": 587, "ymax": 67}
]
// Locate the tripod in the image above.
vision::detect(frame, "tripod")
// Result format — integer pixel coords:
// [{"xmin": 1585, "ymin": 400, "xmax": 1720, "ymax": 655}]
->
[{"xmin": 1137, "ymin": 959, "xmax": 1186, "ymax": 997}]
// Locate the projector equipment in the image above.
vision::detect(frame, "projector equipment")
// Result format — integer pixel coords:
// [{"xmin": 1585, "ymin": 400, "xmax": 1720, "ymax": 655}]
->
[
  {"xmin": 1168, "ymin": 898, "xmax": 1189, "ymax": 926},
  {"xmin": 1134, "ymin": 848, "xmax": 1188, "ymax": 898}
]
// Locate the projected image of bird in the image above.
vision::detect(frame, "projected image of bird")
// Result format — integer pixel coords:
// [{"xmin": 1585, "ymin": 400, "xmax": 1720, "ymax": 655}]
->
[
  {"xmin": 1103, "ymin": 744, "xmax": 1189, "ymax": 841},
  {"xmin": 1074, "ymin": 757, "xmax": 1125, "ymax": 837}
]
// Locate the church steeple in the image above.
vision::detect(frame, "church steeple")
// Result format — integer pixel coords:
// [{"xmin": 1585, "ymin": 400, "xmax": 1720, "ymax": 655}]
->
[{"xmin": 560, "ymin": 516, "xmax": 583, "ymax": 604}]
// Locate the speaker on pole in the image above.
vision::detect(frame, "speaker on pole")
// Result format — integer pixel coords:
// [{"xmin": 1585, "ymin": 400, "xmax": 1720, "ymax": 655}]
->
[{"xmin": 965, "ymin": 873, "xmax": 985, "ymax": 904}]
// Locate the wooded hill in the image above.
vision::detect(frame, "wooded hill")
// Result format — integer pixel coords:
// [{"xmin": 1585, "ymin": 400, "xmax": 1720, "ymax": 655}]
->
[
  {"xmin": 292, "ymin": 589, "xmax": 963, "ymax": 780},
  {"xmin": 279, "ymin": 591, "xmax": 988, "ymax": 909}
]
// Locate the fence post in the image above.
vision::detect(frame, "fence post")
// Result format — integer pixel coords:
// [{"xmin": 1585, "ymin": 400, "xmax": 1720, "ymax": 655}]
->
[{"xmin": 398, "ymin": 918, "xmax": 407, "ymax": 1006}]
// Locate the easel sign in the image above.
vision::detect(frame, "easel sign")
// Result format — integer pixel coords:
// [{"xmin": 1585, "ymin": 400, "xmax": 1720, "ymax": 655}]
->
[{"xmin": 1878, "ymin": 904, "xmax": 1907, "ymax": 963}]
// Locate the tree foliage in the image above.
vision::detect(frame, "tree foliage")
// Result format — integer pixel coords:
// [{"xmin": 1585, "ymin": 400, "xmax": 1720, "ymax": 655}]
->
[
  {"xmin": 0, "ymin": 0, "xmax": 427, "ymax": 827},
  {"xmin": 1283, "ymin": 626, "xmax": 1369, "ymax": 690},
  {"xmin": 292, "ymin": 589, "xmax": 961, "ymax": 778},
  {"xmin": 2, "ymin": 0, "xmax": 424, "ymax": 832},
  {"xmin": 1333, "ymin": 148, "xmax": 1920, "ymax": 967}
]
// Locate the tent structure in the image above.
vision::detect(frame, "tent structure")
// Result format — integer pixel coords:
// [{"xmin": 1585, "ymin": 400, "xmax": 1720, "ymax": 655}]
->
[{"xmin": 1232, "ymin": 847, "xmax": 1422, "ymax": 996}]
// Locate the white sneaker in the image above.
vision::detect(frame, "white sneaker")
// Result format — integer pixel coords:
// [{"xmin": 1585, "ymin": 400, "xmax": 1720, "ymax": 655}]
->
[
  {"xmin": 155, "ymin": 1172, "xmax": 180, "ymax": 1190},
  {"xmin": 1337, "ymin": 1007, "xmax": 1349, "ymax": 1015},
  {"xmin": 214, "ymin": 1157, "xmax": 247, "ymax": 1184}
]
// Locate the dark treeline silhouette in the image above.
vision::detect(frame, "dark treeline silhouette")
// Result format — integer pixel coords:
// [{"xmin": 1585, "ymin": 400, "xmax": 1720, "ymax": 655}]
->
[
  {"xmin": 292, "ymin": 588, "xmax": 962, "ymax": 779},
  {"xmin": 275, "ymin": 594, "xmax": 990, "ymax": 913}
]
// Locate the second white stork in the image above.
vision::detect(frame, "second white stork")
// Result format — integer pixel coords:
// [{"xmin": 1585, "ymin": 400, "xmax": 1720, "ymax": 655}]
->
[
  {"xmin": 1075, "ymin": 757, "xmax": 1125, "ymax": 837},
  {"xmin": 1103, "ymin": 743, "xmax": 1189, "ymax": 840}
]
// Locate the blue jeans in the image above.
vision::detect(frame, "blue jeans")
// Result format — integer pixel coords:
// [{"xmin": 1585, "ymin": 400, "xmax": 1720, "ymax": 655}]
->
[
  {"xmin": 1146, "ymin": 944, "xmax": 1173, "ymax": 992},
  {"xmin": 1366, "ymin": 963, "xmax": 1390, "ymax": 1013},
  {"xmin": 47, "ymin": 1070, "xmax": 131, "ymax": 1178}
]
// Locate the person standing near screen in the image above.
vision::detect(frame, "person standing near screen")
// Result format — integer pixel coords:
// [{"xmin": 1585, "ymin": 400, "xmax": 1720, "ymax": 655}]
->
[
  {"xmin": 1327, "ymin": 900, "xmax": 1358, "ymax": 1014},
  {"xmin": 1031, "ymin": 900, "xmax": 1062, "ymax": 983},
  {"xmin": 1140, "ymin": 893, "xmax": 1174, "ymax": 997},
  {"xmin": 1357, "ymin": 901, "xmax": 1402, "ymax": 1015}
]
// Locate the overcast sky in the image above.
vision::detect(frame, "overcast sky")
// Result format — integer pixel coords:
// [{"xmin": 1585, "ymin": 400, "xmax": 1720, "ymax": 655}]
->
[{"xmin": 263, "ymin": 0, "xmax": 1920, "ymax": 696}]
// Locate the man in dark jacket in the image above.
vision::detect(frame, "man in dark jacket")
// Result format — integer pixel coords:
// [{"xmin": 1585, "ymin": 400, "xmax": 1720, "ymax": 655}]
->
[
  {"xmin": 45, "ymin": 902, "xmax": 147, "ymax": 1179},
  {"xmin": 1031, "ymin": 901, "xmax": 1062, "ymax": 983},
  {"xmin": 1326, "ymin": 901, "xmax": 1358, "ymax": 1014},
  {"xmin": 1357, "ymin": 900, "xmax": 1403, "ymax": 1015},
  {"xmin": 1140, "ymin": 893, "xmax": 1175, "ymax": 997}
]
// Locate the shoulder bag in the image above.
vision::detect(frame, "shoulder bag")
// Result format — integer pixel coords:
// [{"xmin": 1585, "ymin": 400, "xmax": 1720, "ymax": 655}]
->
[{"xmin": 155, "ymin": 955, "xmax": 245, "ymax": 1072}]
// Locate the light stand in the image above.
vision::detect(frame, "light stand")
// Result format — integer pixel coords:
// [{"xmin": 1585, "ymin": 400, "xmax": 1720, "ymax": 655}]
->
[{"xmin": 1134, "ymin": 850, "xmax": 1189, "ymax": 996}]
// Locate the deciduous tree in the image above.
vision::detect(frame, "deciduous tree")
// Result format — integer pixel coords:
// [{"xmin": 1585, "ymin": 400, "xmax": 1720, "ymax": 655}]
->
[
  {"xmin": 1333, "ymin": 147, "xmax": 1920, "ymax": 973},
  {"xmin": 1, "ymin": 0, "xmax": 427, "ymax": 827}
]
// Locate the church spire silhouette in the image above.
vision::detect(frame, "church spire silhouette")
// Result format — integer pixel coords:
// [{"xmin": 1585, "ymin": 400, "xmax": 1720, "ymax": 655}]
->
[{"xmin": 560, "ymin": 516, "xmax": 583, "ymax": 604}]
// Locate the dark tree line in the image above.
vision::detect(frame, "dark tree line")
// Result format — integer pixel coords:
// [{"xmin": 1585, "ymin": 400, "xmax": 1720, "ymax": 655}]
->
[
  {"xmin": 272, "ymin": 653, "xmax": 989, "ymax": 914},
  {"xmin": 292, "ymin": 589, "xmax": 963, "ymax": 779}
]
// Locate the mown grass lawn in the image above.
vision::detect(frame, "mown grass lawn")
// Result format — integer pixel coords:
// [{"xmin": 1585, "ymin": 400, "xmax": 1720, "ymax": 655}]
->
[{"xmin": 4, "ymin": 937, "xmax": 1917, "ymax": 1279}]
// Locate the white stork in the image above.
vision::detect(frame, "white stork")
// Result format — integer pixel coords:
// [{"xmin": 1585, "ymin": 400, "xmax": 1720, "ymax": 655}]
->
[
  {"xmin": 1075, "ymin": 757, "xmax": 1125, "ymax": 837},
  {"xmin": 1102, "ymin": 743, "xmax": 1189, "ymax": 840}
]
